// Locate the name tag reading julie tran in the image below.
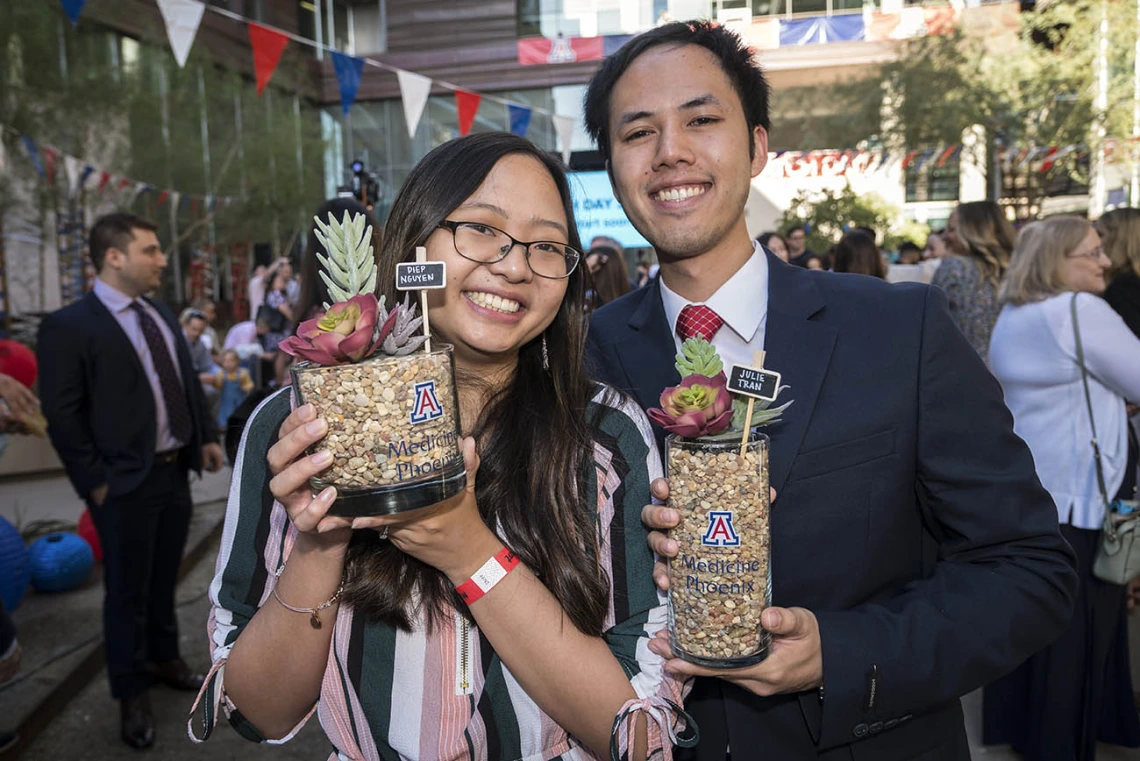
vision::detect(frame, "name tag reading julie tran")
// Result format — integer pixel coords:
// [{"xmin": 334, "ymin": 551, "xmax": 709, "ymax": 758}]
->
[
  {"xmin": 728, "ymin": 363, "xmax": 781, "ymax": 402},
  {"xmin": 396, "ymin": 261, "xmax": 447, "ymax": 290}
]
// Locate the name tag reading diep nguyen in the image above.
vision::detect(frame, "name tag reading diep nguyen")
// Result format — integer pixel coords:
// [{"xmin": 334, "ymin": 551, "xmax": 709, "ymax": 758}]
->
[{"xmin": 396, "ymin": 261, "xmax": 447, "ymax": 291}]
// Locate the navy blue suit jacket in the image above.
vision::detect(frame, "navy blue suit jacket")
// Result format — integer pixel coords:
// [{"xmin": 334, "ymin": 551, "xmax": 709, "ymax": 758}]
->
[
  {"xmin": 586, "ymin": 253, "xmax": 1076, "ymax": 760},
  {"xmin": 37, "ymin": 291, "xmax": 217, "ymax": 501}
]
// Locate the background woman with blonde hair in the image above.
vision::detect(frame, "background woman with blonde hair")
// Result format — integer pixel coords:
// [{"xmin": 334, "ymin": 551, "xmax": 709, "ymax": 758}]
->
[
  {"xmin": 933, "ymin": 200, "xmax": 1016, "ymax": 359},
  {"xmin": 1098, "ymin": 207, "xmax": 1140, "ymax": 338},
  {"xmin": 984, "ymin": 215, "xmax": 1140, "ymax": 761}
]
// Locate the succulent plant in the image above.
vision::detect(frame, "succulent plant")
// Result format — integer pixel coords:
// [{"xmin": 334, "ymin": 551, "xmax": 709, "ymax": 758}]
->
[
  {"xmin": 380, "ymin": 294, "xmax": 428, "ymax": 356},
  {"xmin": 675, "ymin": 337, "xmax": 723, "ymax": 378},
  {"xmin": 313, "ymin": 211, "xmax": 377, "ymax": 309}
]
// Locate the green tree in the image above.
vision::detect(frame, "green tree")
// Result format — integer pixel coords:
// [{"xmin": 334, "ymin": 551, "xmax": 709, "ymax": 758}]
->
[
  {"xmin": 0, "ymin": 3, "xmax": 329, "ymax": 307},
  {"xmin": 777, "ymin": 185, "xmax": 928, "ymax": 253}
]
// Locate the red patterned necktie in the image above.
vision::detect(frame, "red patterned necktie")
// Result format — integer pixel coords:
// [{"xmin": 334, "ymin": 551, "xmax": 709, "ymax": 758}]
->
[
  {"xmin": 676, "ymin": 303, "xmax": 725, "ymax": 342},
  {"xmin": 129, "ymin": 301, "xmax": 193, "ymax": 444}
]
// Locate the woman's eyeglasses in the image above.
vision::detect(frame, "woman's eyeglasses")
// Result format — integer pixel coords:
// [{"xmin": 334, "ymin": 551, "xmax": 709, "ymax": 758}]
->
[
  {"xmin": 438, "ymin": 221, "xmax": 581, "ymax": 279},
  {"xmin": 1067, "ymin": 246, "xmax": 1106, "ymax": 260}
]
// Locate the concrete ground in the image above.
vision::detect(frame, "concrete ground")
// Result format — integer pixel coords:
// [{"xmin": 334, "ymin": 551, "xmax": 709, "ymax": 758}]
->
[{"xmin": 15, "ymin": 531, "xmax": 331, "ymax": 761}]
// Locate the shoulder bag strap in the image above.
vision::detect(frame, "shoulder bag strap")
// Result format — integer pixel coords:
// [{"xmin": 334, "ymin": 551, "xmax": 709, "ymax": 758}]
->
[{"xmin": 1070, "ymin": 294, "xmax": 1115, "ymax": 530}]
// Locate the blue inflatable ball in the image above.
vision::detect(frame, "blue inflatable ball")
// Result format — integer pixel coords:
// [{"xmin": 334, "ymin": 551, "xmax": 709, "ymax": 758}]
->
[
  {"xmin": 0, "ymin": 515, "xmax": 29, "ymax": 610},
  {"xmin": 29, "ymin": 532, "xmax": 94, "ymax": 593}
]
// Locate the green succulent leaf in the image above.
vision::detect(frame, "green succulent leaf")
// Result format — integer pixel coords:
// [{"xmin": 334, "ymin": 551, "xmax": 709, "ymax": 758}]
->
[
  {"xmin": 314, "ymin": 211, "xmax": 377, "ymax": 309},
  {"xmin": 675, "ymin": 337, "xmax": 724, "ymax": 378}
]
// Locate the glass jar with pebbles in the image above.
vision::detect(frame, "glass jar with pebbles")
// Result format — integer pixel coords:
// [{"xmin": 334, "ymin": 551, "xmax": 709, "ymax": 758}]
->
[
  {"xmin": 648, "ymin": 338, "xmax": 792, "ymax": 668},
  {"xmin": 282, "ymin": 211, "xmax": 465, "ymax": 517}
]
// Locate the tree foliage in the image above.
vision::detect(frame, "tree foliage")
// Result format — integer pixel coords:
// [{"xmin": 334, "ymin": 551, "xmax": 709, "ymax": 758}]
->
[
  {"xmin": 0, "ymin": 3, "xmax": 329, "ymax": 300},
  {"xmin": 777, "ymin": 184, "xmax": 929, "ymax": 253}
]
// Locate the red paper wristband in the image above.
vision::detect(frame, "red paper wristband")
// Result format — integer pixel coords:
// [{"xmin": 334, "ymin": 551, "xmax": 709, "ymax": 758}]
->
[{"xmin": 455, "ymin": 547, "xmax": 520, "ymax": 604}]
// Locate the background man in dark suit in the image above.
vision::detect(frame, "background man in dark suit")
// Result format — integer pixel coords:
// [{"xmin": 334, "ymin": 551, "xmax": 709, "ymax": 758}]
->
[
  {"xmin": 37, "ymin": 213, "xmax": 223, "ymax": 749},
  {"xmin": 583, "ymin": 22, "xmax": 1077, "ymax": 759}
]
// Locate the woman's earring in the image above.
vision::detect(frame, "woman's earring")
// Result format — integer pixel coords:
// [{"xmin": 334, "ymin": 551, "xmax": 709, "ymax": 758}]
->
[{"xmin": 542, "ymin": 334, "xmax": 550, "ymax": 371}]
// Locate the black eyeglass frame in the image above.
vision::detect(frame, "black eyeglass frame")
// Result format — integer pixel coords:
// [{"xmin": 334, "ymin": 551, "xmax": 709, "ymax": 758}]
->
[{"xmin": 437, "ymin": 220, "xmax": 582, "ymax": 280}]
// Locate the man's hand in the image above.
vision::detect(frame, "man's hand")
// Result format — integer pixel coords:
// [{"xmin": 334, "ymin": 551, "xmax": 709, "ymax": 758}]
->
[
  {"xmin": 648, "ymin": 606, "xmax": 824, "ymax": 696},
  {"xmin": 90, "ymin": 483, "xmax": 109, "ymax": 507},
  {"xmin": 202, "ymin": 442, "xmax": 224, "ymax": 472},
  {"xmin": 642, "ymin": 478, "xmax": 776, "ymax": 591}
]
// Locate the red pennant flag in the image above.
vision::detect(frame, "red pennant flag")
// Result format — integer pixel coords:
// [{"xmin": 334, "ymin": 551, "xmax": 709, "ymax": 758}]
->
[
  {"xmin": 455, "ymin": 90, "xmax": 482, "ymax": 136},
  {"xmin": 191, "ymin": 197, "xmax": 200, "ymax": 217},
  {"xmin": 248, "ymin": 22, "xmax": 289, "ymax": 96},
  {"xmin": 156, "ymin": 190, "xmax": 170, "ymax": 207},
  {"xmin": 42, "ymin": 147, "xmax": 58, "ymax": 185},
  {"xmin": 117, "ymin": 177, "xmax": 132, "ymax": 191},
  {"xmin": 97, "ymin": 171, "xmax": 111, "ymax": 192},
  {"xmin": 901, "ymin": 149, "xmax": 919, "ymax": 169}
]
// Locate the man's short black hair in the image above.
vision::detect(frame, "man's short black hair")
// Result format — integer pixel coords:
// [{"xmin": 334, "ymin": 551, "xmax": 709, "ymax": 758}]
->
[
  {"xmin": 898, "ymin": 241, "xmax": 922, "ymax": 253},
  {"xmin": 89, "ymin": 212, "xmax": 159, "ymax": 272},
  {"xmin": 583, "ymin": 20, "xmax": 771, "ymax": 163},
  {"xmin": 785, "ymin": 224, "xmax": 806, "ymax": 236}
]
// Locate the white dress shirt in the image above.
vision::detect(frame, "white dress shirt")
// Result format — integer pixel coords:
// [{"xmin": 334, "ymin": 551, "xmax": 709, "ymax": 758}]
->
[
  {"xmin": 93, "ymin": 278, "xmax": 187, "ymax": 452},
  {"xmin": 988, "ymin": 292, "xmax": 1140, "ymax": 529},
  {"xmin": 660, "ymin": 242, "xmax": 770, "ymax": 371}
]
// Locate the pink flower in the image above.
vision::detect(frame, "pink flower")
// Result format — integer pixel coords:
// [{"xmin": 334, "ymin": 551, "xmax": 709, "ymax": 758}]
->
[
  {"xmin": 279, "ymin": 293, "xmax": 395, "ymax": 366},
  {"xmin": 647, "ymin": 372, "xmax": 733, "ymax": 438}
]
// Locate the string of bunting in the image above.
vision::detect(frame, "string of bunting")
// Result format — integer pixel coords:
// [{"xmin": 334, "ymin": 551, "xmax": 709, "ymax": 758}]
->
[
  {"xmin": 1, "ymin": 123, "xmax": 237, "ymax": 214},
  {"xmin": 59, "ymin": 0, "xmax": 579, "ymax": 165}
]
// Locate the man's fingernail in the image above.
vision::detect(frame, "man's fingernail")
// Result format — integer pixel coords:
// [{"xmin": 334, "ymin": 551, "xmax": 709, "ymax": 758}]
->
[
  {"xmin": 306, "ymin": 419, "xmax": 326, "ymax": 435},
  {"xmin": 663, "ymin": 508, "xmax": 679, "ymax": 523},
  {"xmin": 666, "ymin": 540, "xmax": 678, "ymax": 555},
  {"xmin": 299, "ymin": 404, "xmax": 315, "ymax": 421},
  {"xmin": 318, "ymin": 486, "xmax": 336, "ymax": 502},
  {"xmin": 313, "ymin": 450, "xmax": 333, "ymax": 466},
  {"xmin": 763, "ymin": 609, "xmax": 782, "ymax": 629}
]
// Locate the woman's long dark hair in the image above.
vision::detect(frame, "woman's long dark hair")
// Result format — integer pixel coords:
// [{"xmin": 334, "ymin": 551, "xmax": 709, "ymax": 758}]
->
[
  {"xmin": 342, "ymin": 132, "xmax": 607, "ymax": 636},
  {"xmin": 296, "ymin": 198, "xmax": 383, "ymax": 322},
  {"xmin": 832, "ymin": 230, "xmax": 886, "ymax": 279}
]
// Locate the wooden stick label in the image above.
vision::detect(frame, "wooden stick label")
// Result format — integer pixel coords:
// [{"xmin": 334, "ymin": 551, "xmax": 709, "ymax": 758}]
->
[
  {"xmin": 396, "ymin": 261, "xmax": 447, "ymax": 290},
  {"xmin": 727, "ymin": 364, "xmax": 781, "ymax": 402}
]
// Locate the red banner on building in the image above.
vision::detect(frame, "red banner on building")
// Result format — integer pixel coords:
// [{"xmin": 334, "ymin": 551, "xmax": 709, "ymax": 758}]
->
[{"xmin": 517, "ymin": 36, "xmax": 604, "ymax": 66}]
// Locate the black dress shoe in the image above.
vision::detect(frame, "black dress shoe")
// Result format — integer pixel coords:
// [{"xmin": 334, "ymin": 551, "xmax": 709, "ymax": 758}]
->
[
  {"xmin": 120, "ymin": 693, "xmax": 155, "ymax": 749},
  {"xmin": 148, "ymin": 658, "xmax": 205, "ymax": 692}
]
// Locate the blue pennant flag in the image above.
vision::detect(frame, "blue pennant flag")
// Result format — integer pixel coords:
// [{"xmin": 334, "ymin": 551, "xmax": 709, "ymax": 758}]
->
[
  {"xmin": 21, "ymin": 137, "xmax": 45, "ymax": 178},
  {"xmin": 508, "ymin": 104, "xmax": 532, "ymax": 138},
  {"xmin": 60, "ymin": 0, "xmax": 86, "ymax": 26},
  {"xmin": 330, "ymin": 51, "xmax": 364, "ymax": 116}
]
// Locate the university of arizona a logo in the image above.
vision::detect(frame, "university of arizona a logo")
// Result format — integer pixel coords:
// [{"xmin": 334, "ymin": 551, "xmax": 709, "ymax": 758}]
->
[
  {"xmin": 702, "ymin": 511, "xmax": 741, "ymax": 547},
  {"xmin": 409, "ymin": 380, "xmax": 444, "ymax": 424}
]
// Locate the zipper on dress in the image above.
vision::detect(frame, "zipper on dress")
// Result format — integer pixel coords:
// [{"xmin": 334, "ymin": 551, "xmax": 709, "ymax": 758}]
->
[{"xmin": 455, "ymin": 612, "xmax": 473, "ymax": 696}]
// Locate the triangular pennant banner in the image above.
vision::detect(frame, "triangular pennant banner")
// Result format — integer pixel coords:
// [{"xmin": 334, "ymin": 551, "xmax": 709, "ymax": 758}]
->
[
  {"xmin": 508, "ymin": 104, "xmax": 532, "ymax": 137},
  {"xmin": 248, "ymin": 22, "xmax": 289, "ymax": 96},
  {"xmin": 330, "ymin": 51, "xmax": 364, "ymax": 115},
  {"xmin": 551, "ymin": 114, "xmax": 575, "ymax": 166},
  {"xmin": 395, "ymin": 69, "xmax": 432, "ymax": 138},
  {"xmin": 171, "ymin": 191, "xmax": 181, "ymax": 211},
  {"xmin": 0, "ymin": 140, "xmax": 6, "ymax": 173},
  {"xmin": 21, "ymin": 137, "xmax": 44, "ymax": 178},
  {"xmin": 455, "ymin": 90, "xmax": 482, "ymax": 136},
  {"xmin": 156, "ymin": 190, "xmax": 170, "ymax": 207},
  {"xmin": 97, "ymin": 171, "xmax": 111, "ymax": 192},
  {"xmin": 117, "ymin": 177, "xmax": 132, "ymax": 192},
  {"xmin": 60, "ymin": 0, "xmax": 86, "ymax": 26},
  {"xmin": 42, "ymin": 147, "xmax": 58, "ymax": 185},
  {"xmin": 156, "ymin": 0, "xmax": 205, "ymax": 68},
  {"xmin": 64, "ymin": 154, "xmax": 82, "ymax": 195},
  {"xmin": 78, "ymin": 164, "xmax": 96, "ymax": 192}
]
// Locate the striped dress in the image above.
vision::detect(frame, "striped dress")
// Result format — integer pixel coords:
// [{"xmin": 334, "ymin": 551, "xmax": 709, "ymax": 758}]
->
[{"xmin": 188, "ymin": 386, "xmax": 690, "ymax": 760}]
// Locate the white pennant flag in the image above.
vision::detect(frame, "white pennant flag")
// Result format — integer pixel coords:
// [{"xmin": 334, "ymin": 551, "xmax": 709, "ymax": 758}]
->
[
  {"xmin": 0, "ymin": 139, "xmax": 6, "ymax": 173},
  {"xmin": 551, "ymin": 115, "xmax": 576, "ymax": 167},
  {"xmin": 64, "ymin": 154, "xmax": 82, "ymax": 196},
  {"xmin": 157, "ymin": 0, "xmax": 205, "ymax": 68},
  {"xmin": 395, "ymin": 69, "xmax": 432, "ymax": 139}
]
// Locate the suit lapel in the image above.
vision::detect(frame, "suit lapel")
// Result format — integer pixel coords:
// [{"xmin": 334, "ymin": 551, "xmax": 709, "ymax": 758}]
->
[
  {"xmin": 85, "ymin": 292, "xmax": 148, "ymax": 383},
  {"xmin": 617, "ymin": 279, "xmax": 682, "ymax": 411},
  {"xmin": 763, "ymin": 257, "xmax": 837, "ymax": 494}
]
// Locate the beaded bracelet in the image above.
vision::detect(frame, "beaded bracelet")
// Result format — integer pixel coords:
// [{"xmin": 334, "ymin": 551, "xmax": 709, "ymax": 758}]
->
[{"xmin": 271, "ymin": 564, "xmax": 345, "ymax": 630}]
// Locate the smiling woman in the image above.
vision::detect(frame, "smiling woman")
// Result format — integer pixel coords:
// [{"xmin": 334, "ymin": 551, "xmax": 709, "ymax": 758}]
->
[{"xmin": 192, "ymin": 132, "xmax": 693, "ymax": 761}]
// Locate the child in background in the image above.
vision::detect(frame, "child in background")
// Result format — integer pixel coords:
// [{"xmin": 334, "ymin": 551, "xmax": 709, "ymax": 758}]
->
[{"xmin": 213, "ymin": 349, "xmax": 254, "ymax": 431}]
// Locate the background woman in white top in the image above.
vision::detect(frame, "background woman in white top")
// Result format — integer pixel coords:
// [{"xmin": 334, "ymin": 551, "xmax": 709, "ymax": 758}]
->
[{"xmin": 984, "ymin": 215, "xmax": 1140, "ymax": 761}]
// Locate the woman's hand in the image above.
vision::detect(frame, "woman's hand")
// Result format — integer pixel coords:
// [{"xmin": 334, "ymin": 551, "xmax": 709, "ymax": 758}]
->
[
  {"xmin": 350, "ymin": 437, "xmax": 501, "ymax": 583},
  {"xmin": 267, "ymin": 403, "xmax": 353, "ymax": 545}
]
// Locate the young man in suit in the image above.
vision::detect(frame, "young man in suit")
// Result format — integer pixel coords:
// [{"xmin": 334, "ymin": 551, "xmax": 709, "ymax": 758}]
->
[
  {"xmin": 37, "ymin": 213, "xmax": 224, "ymax": 749},
  {"xmin": 583, "ymin": 22, "xmax": 1077, "ymax": 759}
]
